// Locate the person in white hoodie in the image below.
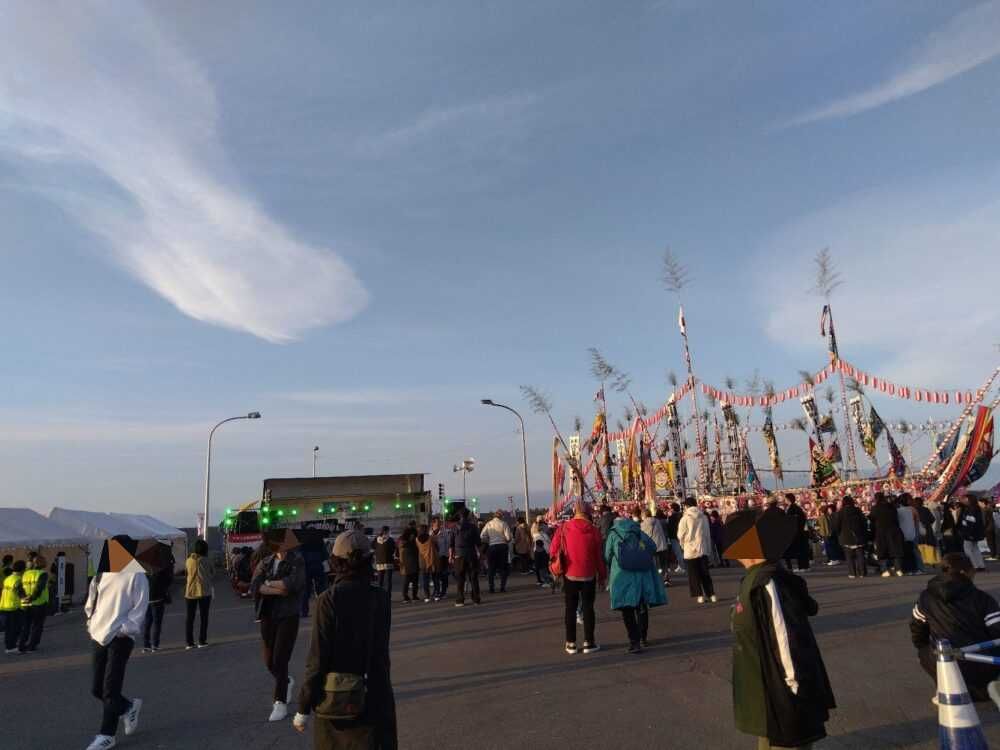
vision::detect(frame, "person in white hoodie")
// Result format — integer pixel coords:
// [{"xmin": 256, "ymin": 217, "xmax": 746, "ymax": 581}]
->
[
  {"xmin": 84, "ymin": 535, "xmax": 149, "ymax": 750},
  {"xmin": 676, "ymin": 498, "xmax": 717, "ymax": 604},
  {"xmin": 481, "ymin": 511, "xmax": 513, "ymax": 594}
]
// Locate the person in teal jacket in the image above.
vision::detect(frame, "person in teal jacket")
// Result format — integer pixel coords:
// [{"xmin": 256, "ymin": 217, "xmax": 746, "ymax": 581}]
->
[{"xmin": 604, "ymin": 516, "xmax": 668, "ymax": 654}]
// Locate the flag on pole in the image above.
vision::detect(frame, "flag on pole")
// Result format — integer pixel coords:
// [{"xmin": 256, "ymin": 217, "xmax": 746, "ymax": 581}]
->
[
  {"xmin": 810, "ymin": 438, "xmax": 839, "ymax": 486},
  {"xmin": 678, "ymin": 305, "xmax": 687, "ymax": 336},
  {"xmin": 886, "ymin": 430, "xmax": 907, "ymax": 478},
  {"xmin": 762, "ymin": 414, "xmax": 783, "ymax": 481},
  {"xmin": 594, "ymin": 387, "xmax": 605, "ymax": 403},
  {"xmin": 820, "ymin": 304, "xmax": 839, "ymax": 363},
  {"xmin": 551, "ymin": 437, "xmax": 563, "ymax": 518},
  {"xmin": 824, "ymin": 439, "xmax": 842, "ymax": 464}
]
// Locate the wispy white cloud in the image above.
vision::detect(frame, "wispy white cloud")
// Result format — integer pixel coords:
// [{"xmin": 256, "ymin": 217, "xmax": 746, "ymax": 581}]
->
[
  {"xmin": 784, "ymin": 1, "xmax": 1000, "ymax": 127},
  {"xmin": 278, "ymin": 387, "xmax": 432, "ymax": 406},
  {"xmin": 353, "ymin": 92, "xmax": 538, "ymax": 157},
  {"xmin": 0, "ymin": 3, "xmax": 367, "ymax": 342}
]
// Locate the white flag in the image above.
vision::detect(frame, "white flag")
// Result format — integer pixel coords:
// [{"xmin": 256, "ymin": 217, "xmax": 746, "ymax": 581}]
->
[{"xmin": 678, "ymin": 305, "xmax": 687, "ymax": 335}]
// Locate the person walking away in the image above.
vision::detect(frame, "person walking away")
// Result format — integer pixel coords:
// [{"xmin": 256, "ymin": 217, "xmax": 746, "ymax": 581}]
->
[
  {"xmin": 431, "ymin": 518, "xmax": 452, "ymax": 601},
  {"xmin": 532, "ymin": 521, "xmax": 552, "ymax": 587},
  {"xmin": 957, "ymin": 495, "xmax": 987, "ymax": 571},
  {"xmin": 709, "ymin": 510, "xmax": 730, "ymax": 569},
  {"xmin": 782, "ymin": 495, "xmax": 810, "ymax": 573},
  {"xmin": 640, "ymin": 508, "xmax": 670, "ymax": 577},
  {"xmin": 981, "ymin": 499, "xmax": 997, "ymax": 561},
  {"xmin": 513, "ymin": 519, "xmax": 533, "ymax": 574},
  {"xmin": 480, "ymin": 511, "xmax": 512, "ymax": 594},
  {"xmin": 816, "ymin": 505, "xmax": 842, "ymax": 567},
  {"xmin": 897, "ymin": 494, "xmax": 923, "ymax": 574},
  {"xmin": 450, "ymin": 509, "xmax": 481, "ymax": 606},
  {"xmin": 911, "ymin": 553, "xmax": 1000, "ymax": 706},
  {"xmin": 677, "ymin": 498, "xmax": 716, "ymax": 604},
  {"xmin": 597, "ymin": 505, "xmax": 615, "ymax": 546},
  {"xmin": 252, "ymin": 536, "xmax": 307, "ymax": 722},
  {"xmin": 913, "ymin": 497, "xmax": 939, "ymax": 569},
  {"xmin": 870, "ymin": 493, "xmax": 905, "ymax": 577},
  {"xmin": 293, "ymin": 529, "xmax": 397, "ymax": 748},
  {"xmin": 84, "ymin": 536, "xmax": 149, "ymax": 750},
  {"xmin": 184, "ymin": 539, "xmax": 214, "ymax": 649},
  {"xmin": 550, "ymin": 502, "xmax": 606, "ymax": 654},
  {"xmin": 941, "ymin": 499, "xmax": 964, "ymax": 554},
  {"xmin": 396, "ymin": 529, "xmax": 419, "ymax": 603},
  {"xmin": 722, "ymin": 510, "xmax": 836, "ymax": 749},
  {"xmin": 142, "ymin": 550, "xmax": 173, "ymax": 653},
  {"xmin": 605, "ymin": 516, "xmax": 667, "ymax": 654},
  {"xmin": 2, "ymin": 560, "xmax": 25, "ymax": 654},
  {"xmin": 300, "ymin": 537, "xmax": 329, "ymax": 618},
  {"xmin": 373, "ymin": 528, "xmax": 395, "ymax": 595},
  {"xmin": 832, "ymin": 496, "xmax": 867, "ymax": 579},
  {"xmin": 666, "ymin": 503, "xmax": 686, "ymax": 573},
  {"xmin": 18, "ymin": 554, "xmax": 49, "ymax": 652},
  {"xmin": 415, "ymin": 525, "xmax": 438, "ymax": 603}
]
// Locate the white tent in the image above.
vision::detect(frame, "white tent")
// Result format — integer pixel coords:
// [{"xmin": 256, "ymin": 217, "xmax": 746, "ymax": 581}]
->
[
  {"xmin": 0, "ymin": 508, "xmax": 91, "ymax": 603},
  {"xmin": 49, "ymin": 507, "xmax": 188, "ymax": 575}
]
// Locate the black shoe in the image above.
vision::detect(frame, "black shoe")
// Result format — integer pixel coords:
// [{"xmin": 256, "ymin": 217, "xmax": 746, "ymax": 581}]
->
[
  {"xmin": 641, "ymin": 639, "xmax": 649, "ymax": 648},
  {"xmin": 489, "ymin": 588, "xmax": 496, "ymax": 594},
  {"xmin": 627, "ymin": 642, "xmax": 642, "ymax": 655}
]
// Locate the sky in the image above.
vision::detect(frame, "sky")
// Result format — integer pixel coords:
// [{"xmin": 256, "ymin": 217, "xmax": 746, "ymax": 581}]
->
[{"xmin": 1, "ymin": 1, "xmax": 998, "ymax": 526}]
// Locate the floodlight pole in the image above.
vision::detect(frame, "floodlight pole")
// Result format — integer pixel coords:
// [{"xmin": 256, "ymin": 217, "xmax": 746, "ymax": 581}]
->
[{"xmin": 202, "ymin": 412, "xmax": 261, "ymax": 541}]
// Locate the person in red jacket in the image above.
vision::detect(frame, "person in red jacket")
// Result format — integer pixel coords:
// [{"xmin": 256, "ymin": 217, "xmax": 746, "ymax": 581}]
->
[{"xmin": 550, "ymin": 502, "xmax": 607, "ymax": 655}]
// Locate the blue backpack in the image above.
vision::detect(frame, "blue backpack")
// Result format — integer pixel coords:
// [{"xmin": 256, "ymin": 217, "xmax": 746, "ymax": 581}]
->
[{"xmin": 614, "ymin": 529, "xmax": 656, "ymax": 571}]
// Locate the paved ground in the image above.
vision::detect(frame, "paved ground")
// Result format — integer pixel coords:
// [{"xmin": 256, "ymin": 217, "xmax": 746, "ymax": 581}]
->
[{"xmin": 7, "ymin": 564, "xmax": 1000, "ymax": 749}]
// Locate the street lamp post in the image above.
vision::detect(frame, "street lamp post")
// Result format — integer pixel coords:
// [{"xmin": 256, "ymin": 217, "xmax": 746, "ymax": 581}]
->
[
  {"xmin": 313, "ymin": 446, "xmax": 320, "ymax": 478},
  {"xmin": 202, "ymin": 412, "xmax": 261, "ymax": 540},
  {"xmin": 481, "ymin": 399, "xmax": 531, "ymax": 527},
  {"xmin": 452, "ymin": 458, "xmax": 475, "ymax": 502}
]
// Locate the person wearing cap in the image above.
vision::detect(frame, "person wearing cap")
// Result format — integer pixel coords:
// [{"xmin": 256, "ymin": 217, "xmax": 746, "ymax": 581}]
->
[
  {"xmin": 252, "ymin": 533, "xmax": 307, "ymax": 723},
  {"xmin": 293, "ymin": 529, "xmax": 397, "ymax": 748},
  {"xmin": 724, "ymin": 510, "xmax": 835, "ymax": 749}
]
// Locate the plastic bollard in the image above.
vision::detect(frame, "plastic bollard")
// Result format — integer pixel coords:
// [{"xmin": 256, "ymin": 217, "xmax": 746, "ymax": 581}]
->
[{"xmin": 936, "ymin": 639, "xmax": 989, "ymax": 749}]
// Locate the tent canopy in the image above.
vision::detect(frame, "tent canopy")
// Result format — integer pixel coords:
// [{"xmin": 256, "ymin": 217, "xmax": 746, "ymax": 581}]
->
[
  {"xmin": 0, "ymin": 508, "xmax": 91, "ymax": 550},
  {"xmin": 49, "ymin": 507, "xmax": 185, "ymax": 542}
]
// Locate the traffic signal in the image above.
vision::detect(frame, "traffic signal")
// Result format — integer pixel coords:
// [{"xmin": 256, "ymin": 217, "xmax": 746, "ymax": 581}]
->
[{"xmin": 438, "ymin": 483, "xmax": 444, "ymax": 501}]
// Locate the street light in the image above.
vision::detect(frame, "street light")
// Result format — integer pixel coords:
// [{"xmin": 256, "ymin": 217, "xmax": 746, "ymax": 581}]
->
[
  {"xmin": 313, "ymin": 446, "xmax": 320, "ymax": 478},
  {"xmin": 202, "ymin": 412, "xmax": 261, "ymax": 540},
  {"xmin": 452, "ymin": 457, "xmax": 475, "ymax": 501},
  {"xmin": 481, "ymin": 399, "xmax": 531, "ymax": 528}
]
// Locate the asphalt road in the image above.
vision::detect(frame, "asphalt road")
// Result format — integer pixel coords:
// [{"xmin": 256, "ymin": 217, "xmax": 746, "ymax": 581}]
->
[{"xmin": 6, "ymin": 564, "xmax": 1000, "ymax": 749}]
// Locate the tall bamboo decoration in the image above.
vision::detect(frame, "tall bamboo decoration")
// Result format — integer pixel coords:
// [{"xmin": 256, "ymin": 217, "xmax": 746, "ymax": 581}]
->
[
  {"xmin": 663, "ymin": 250, "xmax": 706, "ymax": 494},
  {"xmin": 666, "ymin": 399, "xmax": 688, "ymax": 499},
  {"xmin": 813, "ymin": 249, "xmax": 859, "ymax": 478}
]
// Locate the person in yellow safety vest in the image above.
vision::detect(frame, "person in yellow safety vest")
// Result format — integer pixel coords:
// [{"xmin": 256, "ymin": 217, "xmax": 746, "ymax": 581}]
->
[
  {"xmin": 0, "ymin": 555, "xmax": 12, "ymax": 638},
  {"xmin": 1, "ymin": 560, "xmax": 26, "ymax": 655},
  {"xmin": 19, "ymin": 555, "xmax": 49, "ymax": 653}
]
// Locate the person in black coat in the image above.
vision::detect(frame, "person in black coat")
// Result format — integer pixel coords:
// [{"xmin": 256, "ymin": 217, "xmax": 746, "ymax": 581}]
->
[
  {"xmin": 831, "ymin": 496, "xmax": 868, "ymax": 579},
  {"xmin": 911, "ymin": 553, "xmax": 1000, "ymax": 703},
  {"xmin": 782, "ymin": 495, "xmax": 810, "ymax": 572},
  {"xmin": 869, "ymin": 493, "xmax": 904, "ymax": 577},
  {"xmin": 295, "ymin": 530, "xmax": 397, "ymax": 749}
]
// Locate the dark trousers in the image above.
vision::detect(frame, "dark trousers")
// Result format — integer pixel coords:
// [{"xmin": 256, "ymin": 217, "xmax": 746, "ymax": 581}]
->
[
  {"xmin": 435, "ymin": 557, "xmax": 449, "ymax": 597},
  {"xmin": 377, "ymin": 569, "xmax": 393, "ymax": 593},
  {"xmin": 185, "ymin": 596, "xmax": 211, "ymax": 646},
  {"xmin": 261, "ymin": 615, "xmax": 300, "ymax": 703},
  {"xmin": 454, "ymin": 555, "xmax": 480, "ymax": 604},
  {"xmin": 300, "ymin": 568, "xmax": 328, "ymax": 617},
  {"xmin": 3, "ymin": 610, "xmax": 24, "ymax": 651},
  {"xmin": 621, "ymin": 603, "xmax": 649, "ymax": 645},
  {"xmin": 18, "ymin": 605, "xmax": 47, "ymax": 651},
  {"xmin": 686, "ymin": 556, "xmax": 715, "ymax": 598},
  {"xmin": 845, "ymin": 546, "xmax": 867, "ymax": 577},
  {"xmin": 419, "ymin": 570, "xmax": 433, "ymax": 600},
  {"xmin": 784, "ymin": 536, "xmax": 810, "ymax": 570},
  {"xmin": 143, "ymin": 601, "xmax": 165, "ymax": 648},
  {"xmin": 91, "ymin": 636, "xmax": 134, "ymax": 736},
  {"xmin": 535, "ymin": 551, "xmax": 550, "ymax": 584},
  {"xmin": 401, "ymin": 573, "xmax": 418, "ymax": 601},
  {"xmin": 487, "ymin": 545, "xmax": 509, "ymax": 592},
  {"xmin": 655, "ymin": 550, "xmax": 670, "ymax": 573},
  {"xmin": 564, "ymin": 578, "xmax": 596, "ymax": 645}
]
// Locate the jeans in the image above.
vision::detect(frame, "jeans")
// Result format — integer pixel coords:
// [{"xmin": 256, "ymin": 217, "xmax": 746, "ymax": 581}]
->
[
  {"xmin": 419, "ymin": 570, "xmax": 433, "ymax": 600},
  {"xmin": 143, "ymin": 601, "xmax": 165, "ymax": 648},
  {"xmin": 92, "ymin": 636, "xmax": 134, "ymax": 736},
  {"xmin": 377, "ymin": 569, "xmax": 394, "ymax": 593},
  {"xmin": 487, "ymin": 545, "xmax": 510, "ymax": 592},
  {"xmin": 686, "ymin": 556, "xmax": 715, "ymax": 598},
  {"xmin": 3, "ymin": 610, "xmax": 24, "ymax": 651},
  {"xmin": 261, "ymin": 615, "xmax": 299, "ymax": 703},
  {"xmin": 669, "ymin": 540, "xmax": 686, "ymax": 571},
  {"xmin": 621, "ymin": 603, "xmax": 649, "ymax": 645},
  {"xmin": 964, "ymin": 540, "xmax": 986, "ymax": 570},
  {"xmin": 563, "ymin": 578, "xmax": 596, "ymax": 645},
  {"xmin": 844, "ymin": 546, "xmax": 866, "ymax": 577},
  {"xmin": 435, "ymin": 557, "xmax": 449, "ymax": 598},
  {"xmin": 401, "ymin": 573, "xmax": 418, "ymax": 601},
  {"xmin": 454, "ymin": 555, "xmax": 480, "ymax": 604},
  {"xmin": 185, "ymin": 596, "xmax": 211, "ymax": 646}
]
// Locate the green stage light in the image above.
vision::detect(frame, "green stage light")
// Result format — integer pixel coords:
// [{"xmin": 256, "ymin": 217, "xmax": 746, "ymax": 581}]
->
[
  {"xmin": 350, "ymin": 505, "xmax": 357, "ymax": 512},
  {"xmin": 261, "ymin": 516, "xmax": 270, "ymax": 525},
  {"xmin": 291, "ymin": 509, "xmax": 298, "ymax": 516},
  {"xmin": 331, "ymin": 505, "xmax": 337, "ymax": 513},
  {"xmin": 276, "ymin": 509, "xmax": 285, "ymax": 517},
  {"xmin": 406, "ymin": 502, "xmax": 413, "ymax": 509},
  {"xmin": 394, "ymin": 503, "xmax": 401, "ymax": 509},
  {"xmin": 317, "ymin": 506, "xmax": 324, "ymax": 513}
]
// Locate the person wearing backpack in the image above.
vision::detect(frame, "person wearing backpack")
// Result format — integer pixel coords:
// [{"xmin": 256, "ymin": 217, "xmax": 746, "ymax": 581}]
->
[
  {"xmin": 605, "ymin": 516, "xmax": 668, "ymax": 654},
  {"xmin": 677, "ymin": 497, "xmax": 717, "ymax": 604},
  {"xmin": 293, "ymin": 529, "xmax": 397, "ymax": 749},
  {"xmin": 549, "ymin": 502, "xmax": 607, "ymax": 655}
]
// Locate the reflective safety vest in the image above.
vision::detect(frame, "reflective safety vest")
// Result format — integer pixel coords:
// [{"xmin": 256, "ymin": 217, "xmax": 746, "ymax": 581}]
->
[
  {"xmin": 21, "ymin": 569, "xmax": 48, "ymax": 607},
  {"xmin": 0, "ymin": 572, "xmax": 23, "ymax": 612}
]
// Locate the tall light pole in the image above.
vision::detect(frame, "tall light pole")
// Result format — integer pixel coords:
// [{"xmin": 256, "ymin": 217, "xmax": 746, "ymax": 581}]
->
[
  {"xmin": 313, "ymin": 446, "xmax": 320, "ymax": 477},
  {"xmin": 203, "ymin": 412, "xmax": 261, "ymax": 540},
  {"xmin": 452, "ymin": 458, "xmax": 475, "ymax": 500},
  {"xmin": 481, "ymin": 399, "xmax": 531, "ymax": 526}
]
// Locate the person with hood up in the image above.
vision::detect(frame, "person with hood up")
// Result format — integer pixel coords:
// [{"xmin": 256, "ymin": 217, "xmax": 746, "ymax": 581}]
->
[
  {"xmin": 184, "ymin": 539, "xmax": 214, "ymax": 649},
  {"xmin": 722, "ymin": 509, "xmax": 836, "ymax": 749},
  {"xmin": 640, "ymin": 508, "xmax": 669, "ymax": 577},
  {"xmin": 677, "ymin": 498, "xmax": 716, "ymax": 604},
  {"xmin": 911, "ymin": 552, "xmax": 1000, "ymax": 706},
  {"xmin": 605, "ymin": 515, "xmax": 667, "ymax": 654},
  {"xmin": 831, "ymin": 496, "xmax": 867, "ymax": 579},
  {"xmin": 549, "ymin": 502, "xmax": 607, "ymax": 654}
]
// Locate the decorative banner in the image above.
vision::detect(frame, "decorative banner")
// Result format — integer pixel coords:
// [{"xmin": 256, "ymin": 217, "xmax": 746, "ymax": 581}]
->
[
  {"xmin": 551, "ymin": 437, "xmax": 563, "ymax": 518},
  {"xmin": 964, "ymin": 410, "xmax": 995, "ymax": 487},
  {"xmin": 741, "ymin": 432, "xmax": 764, "ymax": 494},
  {"xmin": 886, "ymin": 429, "xmax": 907, "ymax": 478},
  {"xmin": 653, "ymin": 460, "xmax": 676, "ymax": 491},
  {"xmin": 641, "ymin": 437, "xmax": 657, "ymax": 513},
  {"xmin": 929, "ymin": 406, "xmax": 992, "ymax": 503},
  {"xmin": 762, "ymin": 414, "xmax": 783, "ymax": 482},
  {"xmin": 824, "ymin": 439, "xmax": 842, "ymax": 465},
  {"xmin": 850, "ymin": 397, "xmax": 875, "ymax": 466},
  {"xmin": 810, "ymin": 438, "xmax": 840, "ymax": 486},
  {"xmin": 586, "ymin": 412, "xmax": 605, "ymax": 452},
  {"xmin": 800, "ymin": 394, "xmax": 824, "ymax": 447}
]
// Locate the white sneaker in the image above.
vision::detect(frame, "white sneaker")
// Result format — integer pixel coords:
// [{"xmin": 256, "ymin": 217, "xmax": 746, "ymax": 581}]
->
[
  {"xmin": 576, "ymin": 614, "xmax": 584, "ymax": 625},
  {"xmin": 268, "ymin": 701, "xmax": 288, "ymax": 722},
  {"xmin": 123, "ymin": 698, "xmax": 142, "ymax": 736},
  {"xmin": 988, "ymin": 680, "xmax": 1000, "ymax": 711},
  {"xmin": 881, "ymin": 571, "xmax": 892, "ymax": 578},
  {"xmin": 896, "ymin": 570, "xmax": 905, "ymax": 577},
  {"xmin": 710, "ymin": 595, "xmax": 718, "ymax": 603},
  {"xmin": 85, "ymin": 735, "xmax": 116, "ymax": 750},
  {"xmin": 286, "ymin": 676, "xmax": 295, "ymax": 704},
  {"xmin": 697, "ymin": 596, "xmax": 705, "ymax": 604}
]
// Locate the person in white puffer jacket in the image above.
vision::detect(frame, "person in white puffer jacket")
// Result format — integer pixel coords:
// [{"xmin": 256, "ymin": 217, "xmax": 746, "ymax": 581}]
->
[{"xmin": 676, "ymin": 499, "xmax": 717, "ymax": 604}]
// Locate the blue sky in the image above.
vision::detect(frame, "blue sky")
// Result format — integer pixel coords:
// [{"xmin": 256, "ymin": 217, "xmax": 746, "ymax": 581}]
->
[{"xmin": 1, "ymin": 2, "xmax": 998, "ymax": 526}]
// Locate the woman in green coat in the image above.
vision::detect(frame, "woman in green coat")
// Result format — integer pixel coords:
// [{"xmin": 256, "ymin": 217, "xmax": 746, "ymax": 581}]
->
[{"xmin": 604, "ymin": 517, "xmax": 667, "ymax": 654}]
